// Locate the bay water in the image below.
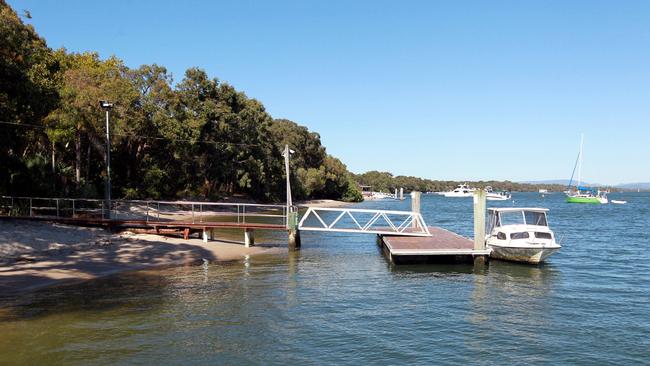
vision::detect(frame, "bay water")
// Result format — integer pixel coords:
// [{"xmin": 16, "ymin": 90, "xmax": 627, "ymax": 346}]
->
[{"xmin": 1, "ymin": 192, "xmax": 648, "ymax": 364}]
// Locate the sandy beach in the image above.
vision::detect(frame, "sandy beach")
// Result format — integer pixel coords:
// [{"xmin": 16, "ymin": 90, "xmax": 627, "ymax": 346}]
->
[
  {"xmin": 0, "ymin": 219, "xmax": 283, "ymax": 295},
  {"xmin": 295, "ymin": 199, "xmax": 355, "ymax": 208}
]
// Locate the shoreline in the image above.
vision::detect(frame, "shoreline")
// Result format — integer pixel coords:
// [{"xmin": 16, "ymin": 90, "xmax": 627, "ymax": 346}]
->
[
  {"xmin": 0, "ymin": 220, "xmax": 284, "ymax": 296},
  {"xmin": 295, "ymin": 199, "xmax": 355, "ymax": 208}
]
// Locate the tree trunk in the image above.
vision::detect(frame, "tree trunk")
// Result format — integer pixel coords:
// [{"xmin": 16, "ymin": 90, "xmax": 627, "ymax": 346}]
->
[
  {"xmin": 51, "ymin": 141, "xmax": 56, "ymax": 191},
  {"xmin": 75, "ymin": 128, "xmax": 81, "ymax": 189},
  {"xmin": 86, "ymin": 143, "xmax": 91, "ymax": 181}
]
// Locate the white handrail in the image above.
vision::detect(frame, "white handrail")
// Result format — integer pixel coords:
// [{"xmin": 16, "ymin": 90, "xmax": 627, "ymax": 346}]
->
[{"xmin": 298, "ymin": 207, "xmax": 431, "ymax": 237}]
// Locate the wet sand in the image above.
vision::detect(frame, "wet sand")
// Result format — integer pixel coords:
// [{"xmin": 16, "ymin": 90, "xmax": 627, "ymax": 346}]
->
[{"xmin": 0, "ymin": 220, "xmax": 283, "ymax": 295}]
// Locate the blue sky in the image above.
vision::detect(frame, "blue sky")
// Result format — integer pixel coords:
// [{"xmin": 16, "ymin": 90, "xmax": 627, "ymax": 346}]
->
[{"xmin": 10, "ymin": 0, "xmax": 650, "ymax": 185}]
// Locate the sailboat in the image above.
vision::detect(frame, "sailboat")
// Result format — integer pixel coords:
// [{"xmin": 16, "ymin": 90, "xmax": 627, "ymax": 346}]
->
[{"xmin": 566, "ymin": 134, "xmax": 608, "ymax": 204}]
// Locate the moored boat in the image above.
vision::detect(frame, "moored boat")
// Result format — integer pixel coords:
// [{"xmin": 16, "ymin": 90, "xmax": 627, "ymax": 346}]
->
[
  {"xmin": 485, "ymin": 186, "xmax": 511, "ymax": 201},
  {"xmin": 441, "ymin": 183, "xmax": 475, "ymax": 197},
  {"xmin": 566, "ymin": 134, "xmax": 607, "ymax": 204},
  {"xmin": 485, "ymin": 207, "xmax": 561, "ymax": 264}
]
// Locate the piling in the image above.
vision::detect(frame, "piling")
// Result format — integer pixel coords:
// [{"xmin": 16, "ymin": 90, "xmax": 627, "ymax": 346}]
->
[
  {"xmin": 411, "ymin": 191, "xmax": 421, "ymax": 229},
  {"xmin": 473, "ymin": 189, "xmax": 487, "ymax": 266},
  {"xmin": 287, "ymin": 208, "xmax": 301, "ymax": 250},
  {"xmin": 244, "ymin": 228, "xmax": 255, "ymax": 247},
  {"xmin": 288, "ymin": 229, "xmax": 301, "ymax": 250},
  {"xmin": 399, "ymin": 188, "xmax": 404, "ymax": 200}
]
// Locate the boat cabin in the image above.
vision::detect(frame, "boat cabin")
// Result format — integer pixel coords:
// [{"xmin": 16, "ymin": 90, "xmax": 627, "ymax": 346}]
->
[{"xmin": 487, "ymin": 208, "xmax": 549, "ymax": 233}]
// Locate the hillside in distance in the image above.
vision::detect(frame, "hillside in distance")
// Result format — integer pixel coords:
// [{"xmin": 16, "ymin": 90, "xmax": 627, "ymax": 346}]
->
[{"xmin": 523, "ymin": 180, "xmax": 650, "ymax": 191}]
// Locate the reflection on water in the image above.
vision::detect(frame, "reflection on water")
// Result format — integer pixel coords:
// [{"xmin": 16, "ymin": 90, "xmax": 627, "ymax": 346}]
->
[{"xmin": 1, "ymin": 193, "xmax": 649, "ymax": 364}]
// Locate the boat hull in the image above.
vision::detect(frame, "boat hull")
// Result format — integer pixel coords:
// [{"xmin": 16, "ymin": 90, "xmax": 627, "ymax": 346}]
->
[
  {"xmin": 487, "ymin": 195, "xmax": 510, "ymax": 201},
  {"xmin": 442, "ymin": 192, "xmax": 473, "ymax": 198},
  {"xmin": 566, "ymin": 196, "xmax": 601, "ymax": 204},
  {"xmin": 488, "ymin": 245, "xmax": 560, "ymax": 264}
]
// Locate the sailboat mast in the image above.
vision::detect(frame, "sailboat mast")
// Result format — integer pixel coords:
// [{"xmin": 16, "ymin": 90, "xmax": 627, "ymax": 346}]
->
[{"xmin": 577, "ymin": 133, "xmax": 584, "ymax": 187}]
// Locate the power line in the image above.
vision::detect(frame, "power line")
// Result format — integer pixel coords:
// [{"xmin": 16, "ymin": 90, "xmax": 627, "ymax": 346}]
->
[{"xmin": 0, "ymin": 120, "xmax": 261, "ymax": 147}]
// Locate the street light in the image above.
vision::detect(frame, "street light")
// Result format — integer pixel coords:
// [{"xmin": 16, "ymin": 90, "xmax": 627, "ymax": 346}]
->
[
  {"xmin": 281, "ymin": 144, "xmax": 295, "ymax": 209},
  {"xmin": 99, "ymin": 100, "xmax": 113, "ymax": 219}
]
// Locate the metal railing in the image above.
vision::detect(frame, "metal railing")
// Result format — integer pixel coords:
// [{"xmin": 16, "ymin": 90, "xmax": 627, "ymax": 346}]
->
[
  {"xmin": 0, "ymin": 196, "xmax": 288, "ymax": 228},
  {"xmin": 298, "ymin": 207, "xmax": 431, "ymax": 236}
]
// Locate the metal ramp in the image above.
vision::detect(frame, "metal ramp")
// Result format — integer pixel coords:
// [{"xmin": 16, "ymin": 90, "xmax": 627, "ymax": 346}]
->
[{"xmin": 298, "ymin": 207, "xmax": 431, "ymax": 236}]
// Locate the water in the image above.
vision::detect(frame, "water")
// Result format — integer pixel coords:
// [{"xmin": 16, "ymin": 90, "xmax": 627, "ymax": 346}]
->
[{"xmin": 1, "ymin": 193, "xmax": 649, "ymax": 364}]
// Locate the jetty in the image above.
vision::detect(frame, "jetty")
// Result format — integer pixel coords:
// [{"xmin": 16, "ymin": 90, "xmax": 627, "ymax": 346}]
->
[
  {"xmin": 379, "ymin": 227, "xmax": 491, "ymax": 264},
  {"xmin": 376, "ymin": 191, "xmax": 490, "ymax": 264},
  {"xmin": 0, "ymin": 190, "xmax": 491, "ymax": 265}
]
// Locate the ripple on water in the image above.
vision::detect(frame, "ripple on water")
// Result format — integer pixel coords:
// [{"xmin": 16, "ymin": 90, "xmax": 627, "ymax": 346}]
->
[{"xmin": 0, "ymin": 193, "xmax": 649, "ymax": 364}]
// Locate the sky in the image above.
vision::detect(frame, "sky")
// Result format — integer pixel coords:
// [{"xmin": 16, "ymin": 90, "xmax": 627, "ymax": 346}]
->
[{"xmin": 9, "ymin": 0, "xmax": 650, "ymax": 185}]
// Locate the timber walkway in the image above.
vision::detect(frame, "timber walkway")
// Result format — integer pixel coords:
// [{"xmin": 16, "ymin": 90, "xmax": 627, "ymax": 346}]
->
[{"xmin": 0, "ymin": 193, "xmax": 491, "ymax": 264}]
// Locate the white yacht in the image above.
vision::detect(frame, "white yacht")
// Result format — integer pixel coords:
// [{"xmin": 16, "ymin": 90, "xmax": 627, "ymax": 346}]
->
[
  {"xmin": 485, "ymin": 207, "xmax": 561, "ymax": 264},
  {"xmin": 441, "ymin": 183, "xmax": 476, "ymax": 197},
  {"xmin": 485, "ymin": 186, "xmax": 511, "ymax": 201}
]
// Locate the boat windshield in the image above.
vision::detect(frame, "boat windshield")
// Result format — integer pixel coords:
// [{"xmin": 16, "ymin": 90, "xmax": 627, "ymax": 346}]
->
[
  {"xmin": 498, "ymin": 211, "xmax": 547, "ymax": 226},
  {"xmin": 524, "ymin": 211, "xmax": 547, "ymax": 226}
]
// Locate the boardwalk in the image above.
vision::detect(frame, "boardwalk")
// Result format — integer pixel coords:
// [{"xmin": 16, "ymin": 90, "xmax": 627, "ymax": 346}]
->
[{"xmin": 379, "ymin": 227, "xmax": 491, "ymax": 264}]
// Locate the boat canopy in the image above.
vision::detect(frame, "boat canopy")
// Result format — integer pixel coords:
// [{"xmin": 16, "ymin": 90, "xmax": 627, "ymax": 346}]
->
[
  {"xmin": 487, "ymin": 208, "xmax": 549, "ymax": 232},
  {"xmin": 576, "ymin": 186, "xmax": 597, "ymax": 192},
  {"xmin": 488, "ymin": 207, "xmax": 548, "ymax": 213}
]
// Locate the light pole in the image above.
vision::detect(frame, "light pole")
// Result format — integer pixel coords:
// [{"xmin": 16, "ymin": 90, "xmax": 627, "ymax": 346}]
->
[
  {"xmin": 282, "ymin": 144, "xmax": 295, "ymax": 210},
  {"xmin": 99, "ymin": 100, "xmax": 113, "ymax": 219},
  {"xmin": 282, "ymin": 144, "xmax": 300, "ymax": 249}
]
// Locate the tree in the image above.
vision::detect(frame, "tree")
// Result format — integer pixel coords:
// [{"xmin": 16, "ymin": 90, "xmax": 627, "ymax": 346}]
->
[{"xmin": 0, "ymin": 1, "xmax": 60, "ymax": 195}]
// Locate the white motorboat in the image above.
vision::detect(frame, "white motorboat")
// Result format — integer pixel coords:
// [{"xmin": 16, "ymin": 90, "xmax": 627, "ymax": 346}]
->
[
  {"xmin": 441, "ymin": 183, "xmax": 476, "ymax": 197},
  {"xmin": 611, "ymin": 200, "xmax": 627, "ymax": 204},
  {"xmin": 485, "ymin": 186, "xmax": 511, "ymax": 201},
  {"xmin": 370, "ymin": 191, "xmax": 396, "ymax": 200},
  {"xmin": 485, "ymin": 207, "xmax": 561, "ymax": 264}
]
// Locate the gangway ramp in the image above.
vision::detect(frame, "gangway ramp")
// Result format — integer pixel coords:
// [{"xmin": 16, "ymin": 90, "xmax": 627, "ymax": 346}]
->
[{"xmin": 298, "ymin": 207, "xmax": 431, "ymax": 237}]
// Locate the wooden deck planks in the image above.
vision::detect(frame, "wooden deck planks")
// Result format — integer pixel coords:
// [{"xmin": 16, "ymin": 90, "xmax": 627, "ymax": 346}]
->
[{"xmin": 380, "ymin": 226, "xmax": 491, "ymax": 263}]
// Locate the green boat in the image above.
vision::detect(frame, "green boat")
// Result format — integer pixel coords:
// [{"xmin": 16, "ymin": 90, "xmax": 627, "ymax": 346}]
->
[
  {"xmin": 566, "ymin": 194, "xmax": 602, "ymax": 204},
  {"xmin": 565, "ymin": 134, "xmax": 608, "ymax": 204}
]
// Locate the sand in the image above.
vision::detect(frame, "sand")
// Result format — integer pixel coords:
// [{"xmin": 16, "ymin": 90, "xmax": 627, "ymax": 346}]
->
[
  {"xmin": 0, "ymin": 219, "xmax": 283, "ymax": 295},
  {"xmin": 295, "ymin": 199, "xmax": 355, "ymax": 208}
]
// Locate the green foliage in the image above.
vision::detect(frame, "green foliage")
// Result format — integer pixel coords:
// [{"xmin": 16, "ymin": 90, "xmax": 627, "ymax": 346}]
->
[
  {"xmin": 352, "ymin": 171, "xmax": 567, "ymax": 193},
  {"xmin": 0, "ymin": 1, "xmax": 357, "ymax": 202}
]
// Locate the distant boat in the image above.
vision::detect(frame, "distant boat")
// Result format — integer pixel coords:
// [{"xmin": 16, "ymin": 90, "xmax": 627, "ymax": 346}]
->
[
  {"xmin": 538, "ymin": 189, "xmax": 548, "ymax": 194},
  {"xmin": 370, "ymin": 191, "xmax": 396, "ymax": 200},
  {"xmin": 485, "ymin": 186, "xmax": 511, "ymax": 201},
  {"xmin": 611, "ymin": 200, "xmax": 627, "ymax": 204},
  {"xmin": 441, "ymin": 183, "xmax": 475, "ymax": 198},
  {"xmin": 566, "ymin": 134, "xmax": 608, "ymax": 204}
]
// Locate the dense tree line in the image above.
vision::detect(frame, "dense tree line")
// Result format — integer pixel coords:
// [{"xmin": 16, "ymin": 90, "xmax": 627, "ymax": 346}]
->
[
  {"xmin": 0, "ymin": 2, "xmax": 362, "ymax": 202},
  {"xmin": 353, "ymin": 171, "xmax": 567, "ymax": 193}
]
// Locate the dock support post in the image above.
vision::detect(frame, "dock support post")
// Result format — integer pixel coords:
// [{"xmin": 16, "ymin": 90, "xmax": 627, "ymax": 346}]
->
[
  {"xmin": 473, "ymin": 189, "xmax": 487, "ymax": 251},
  {"xmin": 399, "ymin": 187, "xmax": 404, "ymax": 200},
  {"xmin": 411, "ymin": 191, "xmax": 421, "ymax": 229},
  {"xmin": 244, "ymin": 228, "xmax": 255, "ymax": 247},
  {"xmin": 288, "ymin": 229, "xmax": 301, "ymax": 250},
  {"xmin": 473, "ymin": 189, "xmax": 488, "ymax": 266},
  {"xmin": 203, "ymin": 228, "xmax": 209, "ymax": 243},
  {"xmin": 287, "ymin": 207, "xmax": 301, "ymax": 250}
]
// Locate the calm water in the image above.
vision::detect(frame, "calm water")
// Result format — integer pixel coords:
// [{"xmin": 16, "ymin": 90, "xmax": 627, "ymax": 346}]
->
[{"xmin": 1, "ymin": 193, "xmax": 649, "ymax": 365}]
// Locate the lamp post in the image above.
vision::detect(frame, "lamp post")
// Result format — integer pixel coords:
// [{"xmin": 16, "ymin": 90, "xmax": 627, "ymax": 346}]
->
[
  {"xmin": 99, "ymin": 100, "xmax": 113, "ymax": 219},
  {"xmin": 282, "ymin": 144, "xmax": 295, "ymax": 211},
  {"xmin": 282, "ymin": 144, "xmax": 301, "ymax": 250}
]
